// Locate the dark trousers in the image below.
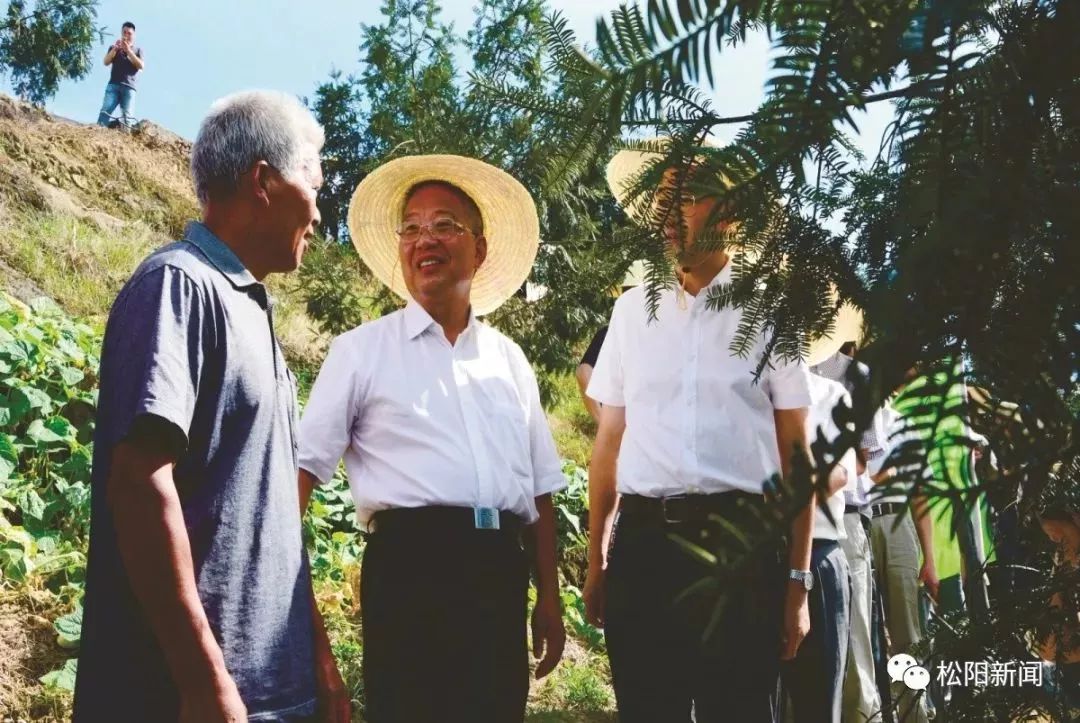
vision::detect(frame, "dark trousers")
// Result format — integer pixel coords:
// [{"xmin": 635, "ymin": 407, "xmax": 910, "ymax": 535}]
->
[
  {"xmin": 782, "ymin": 539, "xmax": 851, "ymax": 723},
  {"xmin": 360, "ymin": 509, "xmax": 530, "ymax": 723},
  {"xmin": 604, "ymin": 496, "xmax": 785, "ymax": 723}
]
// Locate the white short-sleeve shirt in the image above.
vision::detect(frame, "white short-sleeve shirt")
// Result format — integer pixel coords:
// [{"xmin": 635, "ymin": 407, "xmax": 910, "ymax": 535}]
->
[
  {"xmin": 871, "ymin": 403, "xmax": 923, "ymax": 505},
  {"xmin": 298, "ymin": 302, "xmax": 566, "ymax": 526},
  {"xmin": 807, "ymin": 374, "xmax": 858, "ymax": 540},
  {"xmin": 587, "ymin": 261, "xmax": 812, "ymax": 497}
]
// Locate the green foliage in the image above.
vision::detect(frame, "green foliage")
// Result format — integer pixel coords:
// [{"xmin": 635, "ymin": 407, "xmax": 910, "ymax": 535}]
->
[
  {"xmin": 0, "ymin": 0, "xmax": 101, "ymax": 105},
  {"xmin": 0, "ymin": 294, "xmax": 93, "ymax": 699},
  {"xmin": 53, "ymin": 601, "xmax": 81, "ymax": 648},
  {"xmin": 293, "ymin": 238, "xmax": 378, "ymax": 337},
  {"xmin": 38, "ymin": 657, "xmax": 76, "ymax": 691},
  {"xmin": 530, "ymin": 651, "xmax": 614, "ymax": 714},
  {"xmin": 0, "ymin": 294, "xmax": 94, "ymax": 592}
]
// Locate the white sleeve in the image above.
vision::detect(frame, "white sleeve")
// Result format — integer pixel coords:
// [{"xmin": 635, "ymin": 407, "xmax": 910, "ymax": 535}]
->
[
  {"xmin": 839, "ymin": 447, "xmax": 859, "ymax": 495},
  {"xmin": 298, "ymin": 335, "xmax": 361, "ymax": 484},
  {"xmin": 764, "ymin": 355, "xmax": 813, "ymax": 410},
  {"xmin": 863, "ymin": 405, "xmax": 893, "ymax": 477},
  {"xmin": 509, "ymin": 345, "xmax": 566, "ymax": 497},
  {"xmin": 586, "ymin": 303, "xmax": 624, "ymax": 407}
]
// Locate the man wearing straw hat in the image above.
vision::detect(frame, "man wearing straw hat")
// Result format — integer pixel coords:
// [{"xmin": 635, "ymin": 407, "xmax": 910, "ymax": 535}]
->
[
  {"xmin": 297, "ymin": 155, "xmax": 566, "ymax": 722},
  {"xmin": 584, "ymin": 140, "xmax": 816, "ymax": 722}
]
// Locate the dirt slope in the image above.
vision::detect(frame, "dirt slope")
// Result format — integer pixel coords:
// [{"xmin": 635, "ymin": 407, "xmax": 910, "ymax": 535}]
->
[
  {"xmin": 0, "ymin": 94, "xmax": 196, "ymax": 241},
  {"xmin": 0, "ymin": 92, "xmax": 325, "ymax": 364}
]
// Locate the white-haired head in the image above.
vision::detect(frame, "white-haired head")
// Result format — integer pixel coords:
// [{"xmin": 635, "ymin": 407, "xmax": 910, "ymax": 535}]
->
[{"xmin": 191, "ymin": 90, "xmax": 324, "ymax": 207}]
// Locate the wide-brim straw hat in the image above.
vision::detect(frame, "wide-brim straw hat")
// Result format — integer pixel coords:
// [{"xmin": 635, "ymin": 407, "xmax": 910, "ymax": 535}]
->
[
  {"xmin": 605, "ymin": 136, "xmax": 727, "ymax": 223},
  {"xmin": 347, "ymin": 154, "xmax": 540, "ymax": 316},
  {"xmin": 806, "ymin": 302, "xmax": 864, "ymax": 367}
]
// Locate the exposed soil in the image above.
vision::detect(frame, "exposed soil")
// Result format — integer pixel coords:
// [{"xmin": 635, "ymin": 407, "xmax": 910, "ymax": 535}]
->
[
  {"xmin": 0, "ymin": 93, "xmax": 197, "ymax": 239},
  {"xmin": 0, "ymin": 594, "xmax": 72, "ymax": 722}
]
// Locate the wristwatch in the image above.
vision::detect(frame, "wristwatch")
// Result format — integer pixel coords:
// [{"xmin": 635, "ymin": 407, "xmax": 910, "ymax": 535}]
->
[{"xmin": 789, "ymin": 569, "xmax": 813, "ymax": 592}]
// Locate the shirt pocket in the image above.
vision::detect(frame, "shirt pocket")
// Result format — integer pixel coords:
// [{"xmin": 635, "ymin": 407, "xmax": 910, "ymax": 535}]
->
[{"xmin": 489, "ymin": 400, "xmax": 532, "ymax": 479}]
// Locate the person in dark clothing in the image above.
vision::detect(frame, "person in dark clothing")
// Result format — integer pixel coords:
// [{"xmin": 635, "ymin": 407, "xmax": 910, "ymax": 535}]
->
[
  {"xmin": 576, "ymin": 326, "xmax": 608, "ymax": 423},
  {"xmin": 73, "ymin": 91, "xmax": 340, "ymax": 723},
  {"xmin": 97, "ymin": 21, "xmax": 144, "ymax": 127}
]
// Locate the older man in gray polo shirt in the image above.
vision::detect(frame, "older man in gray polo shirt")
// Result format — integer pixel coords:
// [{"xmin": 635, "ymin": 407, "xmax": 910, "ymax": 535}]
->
[{"xmin": 73, "ymin": 91, "xmax": 345, "ymax": 723}]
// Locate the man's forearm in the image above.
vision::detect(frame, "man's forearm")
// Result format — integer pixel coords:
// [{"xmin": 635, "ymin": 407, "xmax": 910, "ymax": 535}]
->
[
  {"xmin": 575, "ymin": 366, "xmax": 601, "ymax": 425},
  {"xmin": 109, "ymin": 454, "xmax": 228, "ymax": 692},
  {"xmin": 583, "ymin": 397, "xmax": 602, "ymax": 425},
  {"xmin": 912, "ymin": 494, "xmax": 935, "ymax": 560},
  {"xmin": 531, "ymin": 494, "xmax": 561, "ymax": 600},
  {"xmin": 774, "ymin": 407, "xmax": 812, "ymax": 570},
  {"xmin": 787, "ymin": 503, "xmax": 813, "ymax": 572},
  {"xmin": 587, "ymin": 451, "xmax": 619, "ymax": 568},
  {"xmin": 104, "ymin": 48, "xmax": 115, "ymax": 65}
]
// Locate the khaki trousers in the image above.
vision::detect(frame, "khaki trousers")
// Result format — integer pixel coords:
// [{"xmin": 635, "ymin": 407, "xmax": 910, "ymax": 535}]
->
[
  {"xmin": 840, "ymin": 513, "xmax": 883, "ymax": 722},
  {"xmin": 870, "ymin": 512, "xmax": 929, "ymax": 723}
]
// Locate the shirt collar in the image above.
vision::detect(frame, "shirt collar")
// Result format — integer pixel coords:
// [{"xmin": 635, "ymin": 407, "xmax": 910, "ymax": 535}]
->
[
  {"xmin": 667, "ymin": 255, "xmax": 734, "ymax": 305},
  {"xmin": 403, "ymin": 300, "xmax": 478, "ymax": 341},
  {"xmin": 812, "ymin": 351, "xmax": 853, "ymax": 384},
  {"xmin": 707, "ymin": 256, "xmax": 734, "ymax": 291},
  {"xmin": 183, "ymin": 221, "xmax": 259, "ymax": 290}
]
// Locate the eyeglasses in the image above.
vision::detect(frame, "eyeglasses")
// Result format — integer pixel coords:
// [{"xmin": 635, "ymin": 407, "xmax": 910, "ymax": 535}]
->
[
  {"xmin": 652, "ymin": 192, "xmax": 698, "ymax": 218},
  {"xmin": 395, "ymin": 218, "xmax": 472, "ymax": 244}
]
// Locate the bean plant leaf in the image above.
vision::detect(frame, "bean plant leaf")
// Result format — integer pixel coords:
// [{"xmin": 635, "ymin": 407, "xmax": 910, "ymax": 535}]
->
[
  {"xmin": 54, "ymin": 605, "xmax": 83, "ymax": 649},
  {"xmin": 0, "ymin": 433, "xmax": 16, "ymax": 483},
  {"xmin": 18, "ymin": 489, "xmax": 46, "ymax": 522},
  {"xmin": 40, "ymin": 658, "xmax": 78, "ymax": 691},
  {"xmin": 11, "ymin": 385, "xmax": 53, "ymax": 417},
  {"xmin": 27, "ymin": 419, "xmax": 65, "ymax": 445},
  {"xmin": 59, "ymin": 366, "xmax": 85, "ymax": 386}
]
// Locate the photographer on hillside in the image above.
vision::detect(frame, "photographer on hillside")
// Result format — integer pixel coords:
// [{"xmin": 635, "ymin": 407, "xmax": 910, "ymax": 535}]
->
[{"xmin": 97, "ymin": 21, "xmax": 144, "ymax": 129}]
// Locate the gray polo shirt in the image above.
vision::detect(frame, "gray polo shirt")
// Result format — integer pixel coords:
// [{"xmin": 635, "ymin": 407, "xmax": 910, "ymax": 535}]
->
[{"xmin": 74, "ymin": 222, "xmax": 316, "ymax": 722}]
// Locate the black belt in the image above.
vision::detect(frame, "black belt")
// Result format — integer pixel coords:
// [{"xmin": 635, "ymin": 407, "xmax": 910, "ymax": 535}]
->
[
  {"xmin": 619, "ymin": 491, "xmax": 766, "ymax": 527},
  {"xmin": 844, "ymin": 505, "xmax": 862, "ymax": 515},
  {"xmin": 370, "ymin": 506, "xmax": 523, "ymax": 536},
  {"xmin": 871, "ymin": 502, "xmax": 907, "ymax": 518}
]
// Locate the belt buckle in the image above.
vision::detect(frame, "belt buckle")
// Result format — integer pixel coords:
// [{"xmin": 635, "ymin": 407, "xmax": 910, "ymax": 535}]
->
[{"xmin": 661, "ymin": 494, "xmax": 689, "ymax": 525}]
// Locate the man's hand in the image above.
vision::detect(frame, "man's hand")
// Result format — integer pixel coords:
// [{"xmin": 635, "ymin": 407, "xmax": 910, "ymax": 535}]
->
[
  {"xmin": 178, "ymin": 673, "xmax": 247, "ymax": 723},
  {"xmin": 583, "ymin": 564, "xmax": 606, "ymax": 628},
  {"xmin": 531, "ymin": 592, "xmax": 566, "ymax": 679},
  {"xmin": 919, "ymin": 558, "xmax": 940, "ymax": 603},
  {"xmin": 780, "ymin": 587, "xmax": 810, "ymax": 660},
  {"xmin": 314, "ymin": 640, "xmax": 350, "ymax": 722}
]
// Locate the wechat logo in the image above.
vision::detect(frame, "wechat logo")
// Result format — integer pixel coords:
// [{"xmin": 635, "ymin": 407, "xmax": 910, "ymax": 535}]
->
[{"xmin": 889, "ymin": 653, "xmax": 930, "ymax": 692}]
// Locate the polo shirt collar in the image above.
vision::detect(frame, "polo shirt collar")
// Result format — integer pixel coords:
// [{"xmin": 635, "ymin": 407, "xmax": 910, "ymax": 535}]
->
[
  {"xmin": 183, "ymin": 221, "xmax": 259, "ymax": 290},
  {"xmin": 404, "ymin": 300, "xmax": 478, "ymax": 341}
]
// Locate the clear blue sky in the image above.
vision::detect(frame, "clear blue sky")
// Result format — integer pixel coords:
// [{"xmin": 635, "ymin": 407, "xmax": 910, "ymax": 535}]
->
[{"xmin": 1, "ymin": 0, "xmax": 891, "ymax": 158}]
